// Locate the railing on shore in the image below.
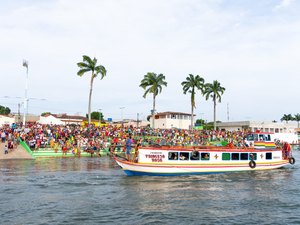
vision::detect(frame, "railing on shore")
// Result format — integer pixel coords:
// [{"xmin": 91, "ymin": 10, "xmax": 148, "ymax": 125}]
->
[{"xmin": 19, "ymin": 138, "xmax": 36, "ymax": 159}]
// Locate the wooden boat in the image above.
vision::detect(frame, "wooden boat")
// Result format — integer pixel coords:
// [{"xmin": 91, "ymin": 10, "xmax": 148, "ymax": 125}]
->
[{"xmin": 114, "ymin": 145, "xmax": 296, "ymax": 176}]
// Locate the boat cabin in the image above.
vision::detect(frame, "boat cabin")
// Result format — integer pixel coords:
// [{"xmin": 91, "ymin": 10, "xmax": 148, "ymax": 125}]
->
[
  {"xmin": 245, "ymin": 132, "xmax": 276, "ymax": 149},
  {"xmin": 138, "ymin": 147, "xmax": 280, "ymax": 164}
]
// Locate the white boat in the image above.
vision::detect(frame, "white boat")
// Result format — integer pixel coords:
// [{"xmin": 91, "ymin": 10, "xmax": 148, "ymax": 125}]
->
[{"xmin": 114, "ymin": 145, "xmax": 295, "ymax": 176}]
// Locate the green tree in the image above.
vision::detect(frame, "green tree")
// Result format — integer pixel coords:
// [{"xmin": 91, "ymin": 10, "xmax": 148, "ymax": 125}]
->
[
  {"xmin": 41, "ymin": 112, "xmax": 51, "ymax": 116},
  {"xmin": 203, "ymin": 80, "xmax": 225, "ymax": 130},
  {"xmin": 293, "ymin": 113, "xmax": 300, "ymax": 128},
  {"xmin": 181, "ymin": 74, "xmax": 205, "ymax": 130},
  {"xmin": 280, "ymin": 114, "xmax": 293, "ymax": 124},
  {"xmin": 87, "ymin": 111, "xmax": 104, "ymax": 121},
  {"xmin": 77, "ymin": 55, "xmax": 107, "ymax": 125},
  {"xmin": 195, "ymin": 119, "xmax": 205, "ymax": 125},
  {"xmin": 140, "ymin": 72, "xmax": 167, "ymax": 129},
  {"xmin": 0, "ymin": 105, "xmax": 11, "ymax": 115}
]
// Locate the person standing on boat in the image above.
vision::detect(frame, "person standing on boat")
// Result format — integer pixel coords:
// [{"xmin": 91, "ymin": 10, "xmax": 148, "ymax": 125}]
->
[
  {"xmin": 125, "ymin": 135, "xmax": 133, "ymax": 161},
  {"xmin": 133, "ymin": 139, "xmax": 141, "ymax": 162}
]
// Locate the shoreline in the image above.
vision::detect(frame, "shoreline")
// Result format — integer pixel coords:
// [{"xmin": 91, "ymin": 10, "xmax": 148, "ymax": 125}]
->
[{"xmin": 0, "ymin": 141, "xmax": 34, "ymax": 160}]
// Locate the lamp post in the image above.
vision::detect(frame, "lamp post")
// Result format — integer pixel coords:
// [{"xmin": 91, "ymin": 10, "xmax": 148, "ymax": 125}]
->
[
  {"xmin": 1, "ymin": 95, "xmax": 45, "ymax": 123},
  {"xmin": 23, "ymin": 60, "xmax": 28, "ymax": 126},
  {"xmin": 199, "ymin": 113, "xmax": 204, "ymax": 125},
  {"xmin": 98, "ymin": 109, "xmax": 102, "ymax": 127},
  {"xmin": 120, "ymin": 107, "xmax": 125, "ymax": 125},
  {"xmin": 136, "ymin": 113, "xmax": 143, "ymax": 128},
  {"xmin": 18, "ymin": 102, "xmax": 24, "ymax": 123}
]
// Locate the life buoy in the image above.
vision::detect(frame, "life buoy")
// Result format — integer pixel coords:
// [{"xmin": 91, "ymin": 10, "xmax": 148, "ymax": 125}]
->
[
  {"xmin": 289, "ymin": 157, "xmax": 295, "ymax": 165},
  {"xmin": 249, "ymin": 160, "xmax": 256, "ymax": 169}
]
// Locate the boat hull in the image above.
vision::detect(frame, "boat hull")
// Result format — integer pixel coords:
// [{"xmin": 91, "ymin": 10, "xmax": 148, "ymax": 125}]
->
[{"xmin": 114, "ymin": 157, "xmax": 290, "ymax": 176}]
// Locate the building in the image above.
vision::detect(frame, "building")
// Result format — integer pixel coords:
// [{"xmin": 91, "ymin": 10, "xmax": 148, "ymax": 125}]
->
[
  {"xmin": 38, "ymin": 113, "xmax": 86, "ymax": 125},
  {"xmin": 0, "ymin": 115, "xmax": 15, "ymax": 126},
  {"xmin": 217, "ymin": 121, "xmax": 297, "ymax": 133},
  {"xmin": 149, "ymin": 111, "xmax": 195, "ymax": 129},
  {"xmin": 112, "ymin": 119, "xmax": 150, "ymax": 128},
  {"xmin": 217, "ymin": 121, "xmax": 299, "ymax": 143}
]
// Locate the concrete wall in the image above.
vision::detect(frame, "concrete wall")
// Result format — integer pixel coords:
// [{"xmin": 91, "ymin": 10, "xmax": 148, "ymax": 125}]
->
[
  {"xmin": 152, "ymin": 118, "xmax": 191, "ymax": 129},
  {"xmin": 0, "ymin": 115, "xmax": 15, "ymax": 126},
  {"xmin": 38, "ymin": 115, "xmax": 64, "ymax": 125},
  {"xmin": 217, "ymin": 121, "xmax": 298, "ymax": 133}
]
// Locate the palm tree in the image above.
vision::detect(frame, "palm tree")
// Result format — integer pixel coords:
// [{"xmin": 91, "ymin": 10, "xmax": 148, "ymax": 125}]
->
[
  {"xmin": 181, "ymin": 74, "xmax": 205, "ymax": 130},
  {"xmin": 280, "ymin": 114, "xmax": 293, "ymax": 124},
  {"xmin": 77, "ymin": 55, "xmax": 107, "ymax": 125},
  {"xmin": 140, "ymin": 72, "xmax": 167, "ymax": 129},
  {"xmin": 203, "ymin": 80, "xmax": 225, "ymax": 130},
  {"xmin": 293, "ymin": 113, "xmax": 300, "ymax": 128}
]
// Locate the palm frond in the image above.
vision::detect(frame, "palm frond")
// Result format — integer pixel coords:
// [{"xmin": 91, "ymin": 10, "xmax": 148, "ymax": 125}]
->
[
  {"xmin": 77, "ymin": 68, "xmax": 91, "ymax": 76},
  {"xmin": 82, "ymin": 55, "xmax": 94, "ymax": 66}
]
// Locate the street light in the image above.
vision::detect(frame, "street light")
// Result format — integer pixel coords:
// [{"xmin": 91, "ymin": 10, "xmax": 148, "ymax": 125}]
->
[
  {"xmin": 1, "ymin": 95, "xmax": 46, "ymax": 123},
  {"xmin": 120, "ymin": 107, "xmax": 125, "ymax": 125},
  {"xmin": 23, "ymin": 60, "xmax": 29, "ymax": 126},
  {"xmin": 136, "ymin": 113, "xmax": 143, "ymax": 128},
  {"xmin": 199, "ymin": 113, "xmax": 204, "ymax": 125}
]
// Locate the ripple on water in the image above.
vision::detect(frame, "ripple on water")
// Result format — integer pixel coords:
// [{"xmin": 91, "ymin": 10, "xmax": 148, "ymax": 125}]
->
[{"xmin": 1, "ymin": 153, "xmax": 300, "ymax": 225}]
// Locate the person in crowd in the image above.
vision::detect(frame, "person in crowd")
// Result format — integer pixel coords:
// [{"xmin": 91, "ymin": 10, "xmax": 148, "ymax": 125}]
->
[
  {"xmin": 4, "ymin": 145, "xmax": 8, "ymax": 154},
  {"xmin": 125, "ymin": 135, "xmax": 133, "ymax": 161}
]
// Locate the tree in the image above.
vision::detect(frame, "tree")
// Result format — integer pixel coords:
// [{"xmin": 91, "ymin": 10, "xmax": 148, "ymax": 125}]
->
[
  {"xmin": 280, "ymin": 114, "xmax": 293, "ymax": 124},
  {"xmin": 181, "ymin": 74, "xmax": 205, "ymax": 130},
  {"xmin": 0, "ymin": 105, "xmax": 11, "ymax": 115},
  {"xmin": 140, "ymin": 72, "xmax": 167, "ymax": 129},
  {"xmin": 203, "ymin": 80, "xmax": 225, "ymax": 130},
  {"xmin": 77, "ymin": 55, "xmax": 107, "ymax": 125},
  {"xmin": 41, "ymin": 112, "xmax": 51, "ymax": 116},
  {"xmin": 293, "ymin": 113, "xmax": 300, "ymax": 128},
  {"xmin": 87, "ymin": 111, "xmax": 104, "ymax": 121}
]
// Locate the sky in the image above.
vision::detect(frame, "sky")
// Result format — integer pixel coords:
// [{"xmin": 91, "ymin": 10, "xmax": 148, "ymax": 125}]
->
[{"xmin": 0, "ymin": 0, "xmax": 299, "ymax": 123}]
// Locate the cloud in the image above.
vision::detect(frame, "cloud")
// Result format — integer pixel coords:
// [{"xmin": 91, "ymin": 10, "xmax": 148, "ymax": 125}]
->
[
  {"xmin": 0, "ymin": 0, "xmax": 300, "ymax": 122},
  {"xmin": 273, "ymin": 0, "xmax": 294, "ymax": 11}
]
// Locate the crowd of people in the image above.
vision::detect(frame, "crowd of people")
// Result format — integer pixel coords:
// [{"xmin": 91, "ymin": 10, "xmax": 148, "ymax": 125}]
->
[{"xmin": 0, "ymin": 122, "xmax": 252, "ymax": 156}]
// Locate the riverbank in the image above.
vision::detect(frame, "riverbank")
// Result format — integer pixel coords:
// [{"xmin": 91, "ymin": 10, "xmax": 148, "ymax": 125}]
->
[{"xmin": 0, "ymin": 142, "xmax": 34, "ymax": 160}]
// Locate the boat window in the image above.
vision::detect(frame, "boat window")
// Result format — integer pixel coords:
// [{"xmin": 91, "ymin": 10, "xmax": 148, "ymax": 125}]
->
[
  {"xmin": 265, "ymin": 135, "xmax": 271, "ymax": 141},
  {"xmin": 179, "ymin": 152, "xmax": 189, "ymax": 160},
  {"xmin": 222, "ymin": 153, "xmax": 230, "ymax": 160},
  {"xmin": 259, "ymin": 134, "xmax": 265, "ymax": 141},
  {"xmin": 168, "ymin": 152, "xmax": 178, "ymax": 160},
  {"xmin": 249, "ymin": 153, "xmax": 257, "ymax": 160},
  {"xmin": 190, "ymin": 150, "xmax": 200, "ymax": 160},
  {"xmin": 240, "ymin": 153, "xmax": 249, "ymax": 160},
  {"xmin": 231, "ymin": 153, "xmax": 240, "ymax": 160},
  {"xmin": 266, "ymin": 152, "xmax": 272, "ymax": 160},
  {"xmin": 247, "ymin": 134, "xmax": 254, "ymax": 141},
  {"xmin": 201, "ymin": 153, "xmax": 210, "ymax": 160},
  {"xmin": 254, "ymin": 134, "xmax": 258, "ymax": 141}
]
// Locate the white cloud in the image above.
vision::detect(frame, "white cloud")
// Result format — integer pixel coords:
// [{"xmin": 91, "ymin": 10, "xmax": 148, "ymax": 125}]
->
[
  {"xmin": 0, "ymin": 0, "xmax": 300, "ymax": 122},
  {"xmin": 274, "ymin": 0, "xmax": 294, "ymax": 11}
]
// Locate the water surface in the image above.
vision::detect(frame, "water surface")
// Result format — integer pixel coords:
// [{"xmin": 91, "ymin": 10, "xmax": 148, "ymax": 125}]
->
[{"xmin": 1, "ymin": 151, "xmax": 300, "ymax": 225}]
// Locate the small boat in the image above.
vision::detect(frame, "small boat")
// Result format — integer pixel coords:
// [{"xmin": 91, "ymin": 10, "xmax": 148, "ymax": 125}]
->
[{"xmin": 114, "ymin": 144, "xmax": 296, "ymax": 176}]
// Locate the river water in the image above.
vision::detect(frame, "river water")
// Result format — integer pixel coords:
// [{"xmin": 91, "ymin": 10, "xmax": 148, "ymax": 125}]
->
[{"xmin": 1, "ymin": 151, "xmax": 300, "ymax": 225}]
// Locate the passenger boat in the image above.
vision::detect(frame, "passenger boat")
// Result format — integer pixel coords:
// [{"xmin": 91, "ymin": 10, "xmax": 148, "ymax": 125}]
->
[{"xmin": 114, "ymin": 141, "xmax": 296, "ymax": 176}]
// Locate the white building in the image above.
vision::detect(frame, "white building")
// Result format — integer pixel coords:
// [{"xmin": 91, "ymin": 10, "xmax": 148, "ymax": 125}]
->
[
  {"xmin": 217, "ymin": 121, "xmax": 299, "ymax": 143},
  {"xmin": 38, "ymin": 114, "xmax": 85, "ymax": 125},
  {"xmin": 150, "ymin": 111, "xmax": 195, "ymax": 129},
  {"xmin": 113, "ymin": 119, "xmax": 150, "ymax": 128},
  {"xmin": 0, "ymin": 115, "xmax": 15, "ymax": 126},
  {"xmin": 217, "ymin": 121, "xmax": 297, "ymax": 133}
]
